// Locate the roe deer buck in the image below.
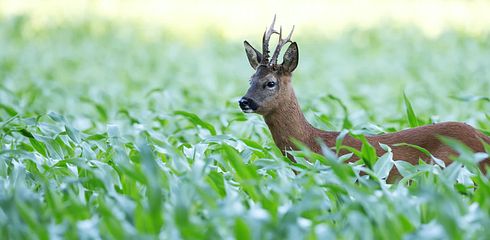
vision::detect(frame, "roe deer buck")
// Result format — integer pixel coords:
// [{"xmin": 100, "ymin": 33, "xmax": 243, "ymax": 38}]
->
[{"xmin": 238, "ymin": 17, "xmax": 490, "ymax": 178}]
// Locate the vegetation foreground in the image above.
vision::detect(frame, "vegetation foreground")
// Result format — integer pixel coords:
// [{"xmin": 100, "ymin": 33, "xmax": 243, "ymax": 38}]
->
[{"xmin": 1, "ymin": 16, "xmax": 490, "ymax": 239}]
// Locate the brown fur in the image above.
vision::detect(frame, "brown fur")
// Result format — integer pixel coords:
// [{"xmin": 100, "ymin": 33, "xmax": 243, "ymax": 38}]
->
[{"xmin": 262, "ymin": 75, "xmax": 490, "ymax": 178}]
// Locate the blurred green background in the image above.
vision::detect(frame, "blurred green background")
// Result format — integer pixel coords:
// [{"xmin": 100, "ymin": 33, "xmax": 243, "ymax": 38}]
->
[{"xmin": 1, "ymin": 0, "xmax": 490, "ymax": 131}]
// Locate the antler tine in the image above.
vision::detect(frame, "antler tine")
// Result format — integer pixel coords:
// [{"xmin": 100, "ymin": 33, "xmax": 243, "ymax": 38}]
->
[
  {"xmin": 270, "ymin": 25, "xmax": 295, "ymax": 66},
  {"xmin": 262, "ymin": 15, "xmax": 278, "ymax": 64}
]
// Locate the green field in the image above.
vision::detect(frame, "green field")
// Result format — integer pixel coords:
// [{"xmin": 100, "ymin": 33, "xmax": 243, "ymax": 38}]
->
[{"xmin": 1, "ymin": 13, "xmax": 490, "ymax": 239}]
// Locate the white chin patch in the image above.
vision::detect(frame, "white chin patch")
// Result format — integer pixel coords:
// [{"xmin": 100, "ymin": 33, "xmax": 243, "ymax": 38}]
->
[{"xmin": 243, "ymin": 109, "xmax": 255, "ymax": 113}]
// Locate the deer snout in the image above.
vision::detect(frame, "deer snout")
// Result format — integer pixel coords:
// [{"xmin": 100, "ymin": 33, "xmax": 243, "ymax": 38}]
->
[{"xmin": 239, "ymin": 97, "xmax": 258, "ymax": 113}]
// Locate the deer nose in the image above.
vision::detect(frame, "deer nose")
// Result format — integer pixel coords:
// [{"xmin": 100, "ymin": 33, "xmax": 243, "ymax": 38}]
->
[
  {"xmin": 239, "ymin": 98, "xmax": 250, "ymax": 109},
  {"xmin": 239, "ymin": 97, "xmax": 257, "ymax": 112}
]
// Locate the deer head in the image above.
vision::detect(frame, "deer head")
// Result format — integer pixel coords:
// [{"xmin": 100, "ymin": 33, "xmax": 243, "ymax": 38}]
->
[{"xmin": 239, "ymin": 16, "xmax": 299, "ymax": 116}]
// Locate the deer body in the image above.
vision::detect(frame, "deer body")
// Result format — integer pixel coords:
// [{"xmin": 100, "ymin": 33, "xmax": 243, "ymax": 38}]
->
[
  {"xmin": 263, "ymin": 86, "xmax": 490, "ymax": 176},
  {"xmin": 239, "ymin": 17, "xmax": 490, "ymax": 177}
]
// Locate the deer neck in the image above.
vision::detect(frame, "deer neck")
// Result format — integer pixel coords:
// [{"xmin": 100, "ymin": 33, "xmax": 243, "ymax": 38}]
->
[{"xmin": 263, "ymin": 90, "xmax": 326, "ymax": 153}]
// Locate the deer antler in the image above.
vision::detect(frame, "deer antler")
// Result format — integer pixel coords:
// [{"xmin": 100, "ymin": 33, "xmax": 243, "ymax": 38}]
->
[
  {"xmin": 270, "ymin": 25, "xmax": 295, "ymax": 66},
  {"xmin": 261, "ymin": 15, "xmax": 278, "ymax": 65}
]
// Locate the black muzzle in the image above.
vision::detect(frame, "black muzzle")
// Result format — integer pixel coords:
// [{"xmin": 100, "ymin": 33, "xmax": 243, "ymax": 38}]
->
[{"xmin": 238, "ymin": 97, "xmax": 258, "ymax": 112}]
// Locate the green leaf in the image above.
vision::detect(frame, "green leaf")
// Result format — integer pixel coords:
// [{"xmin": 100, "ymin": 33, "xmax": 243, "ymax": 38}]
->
[
  {"xmin": 328, "ymin": 94, "xmax": 352, "ymax": 129},
  {"xmin": 207, "ymin": 170, "xmax": 226, "ymax": 197},
  {"xmin": 0, "ymin": 103, "xmax": 18, "ymax": 116},
  {"xmin": 393, "ymin": 142, "xmax": 431, "ymax": 157},
  {"xmin": 48, "ymin": 111, "xmax": 66, "ymax": 123},
  {"xmin": 403, "ymin": 93, "xmax": 419, "ymax": 127},
  {"xmin": 234, "ymin": 217, "xmax": 252, "ymax": 240},
  {"xmin": 29, "ymin": 138, "xmax": 48, "ymax": 157},
  {"xmin": 393, "ymin": 142, "xmax": 446, "ymax": 167},
  {"xmin": 222, "ymin": 144, "xmax": 259, "ymax": 200},
  {"xmin": 373, "ymin": 145, "xmax": 394, "ymax": 180},
  {"xmin": 358, "ymin": 135, "xmax": 377, "ymax": 169},
  {"xmin": 19, "ymin": 128, "xmax": 34, "ymax": 138},
  {"xmin": 394, "ymin": 160, "xmax": 416, "ymax": 177},
  {"xmin": 335, "ymin": 129, "xmax": 349, "ymax": 155},
  {"xmin": 450, "ymin": 95, "xmax": 490, "ymax": 103},
  {"xmin": 175, "ymin": 110, "xmax": 217, "ymax": 135},
  {"xmin": 65, "ymin": 125, "xmax": 81, "ymax": 144},
  {"xmin": 438, "ymin": 136, "xmax": 481, "ymax": 172}
]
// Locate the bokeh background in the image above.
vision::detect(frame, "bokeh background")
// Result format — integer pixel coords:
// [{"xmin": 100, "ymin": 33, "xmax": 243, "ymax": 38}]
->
[
  {"xmin": 2, "ymin": 0, "xmax": 490, "ymax": 133},
  {"xmin": 0, "ymin": 0, "xmax": 490, "ymax": 135}
]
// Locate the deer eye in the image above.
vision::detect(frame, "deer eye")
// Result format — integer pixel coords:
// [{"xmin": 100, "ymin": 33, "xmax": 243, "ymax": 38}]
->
[{"xmin": 266, "ymin": 81, "xmax": 276, "ymax": 89}]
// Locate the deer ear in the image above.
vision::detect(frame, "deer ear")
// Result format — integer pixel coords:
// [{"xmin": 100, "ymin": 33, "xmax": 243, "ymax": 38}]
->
[
  {"xmin": 244, "ymin": 41, "xmax": 262, "ymax": 70},
  {"xmin": 281, "ymin": 42, "xmax": 299, "ymax": 72}
]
